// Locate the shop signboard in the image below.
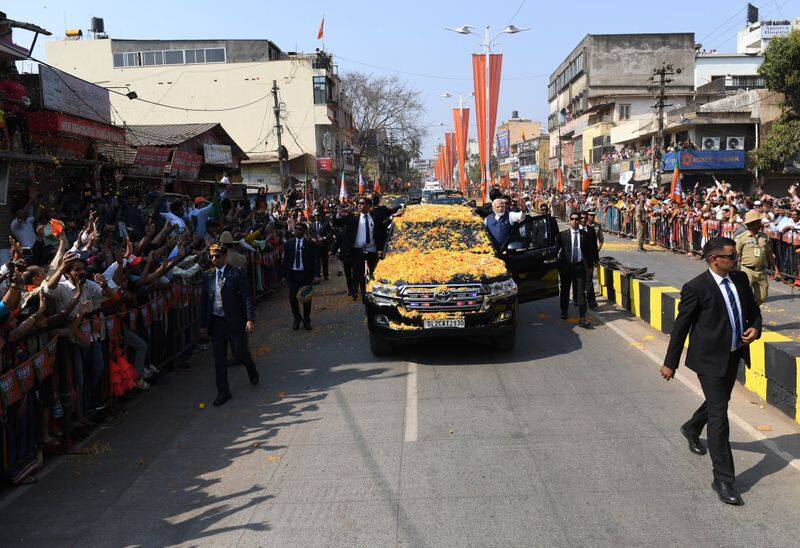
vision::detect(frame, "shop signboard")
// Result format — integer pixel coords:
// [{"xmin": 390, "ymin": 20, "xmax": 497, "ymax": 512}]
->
[
  {"xmin": 203, "ymin": 144, "xmax": 233, "ymax": 165},
  {"xmin": 761, "ymin": 23, "xmax": 791, "ymax": 39},
  {"xmin": 133, "ymin": 146, "xmax": 171, "ymax": 177},
  {"xmin": 39, "ymin": 65, "xmax": 111, "ymax": 124},
  {"xmin": 663, "ymin": 151, "xmax": 745, "ymax": 171},
  {"xmin": 25, "ymin": 111, "xmax": 125, "ymax": 144},
  {"xmin": 170, "ymin": 150, "xmax": 203, "ymax": 179},
  {"xmin": 316, "ymin": 157, "xmax": 333, "ymax": 173},
  {"xmin": 633, "ymin": 160, "xmax": 652, "ymax": 181},
  {"xmin": 519, "ymin": 164, "xmax": 540, "ymax": 175}
]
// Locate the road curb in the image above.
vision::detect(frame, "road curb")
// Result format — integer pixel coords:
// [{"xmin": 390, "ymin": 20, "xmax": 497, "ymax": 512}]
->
[{"xmin": 597, "ymin": 264, "xmax": 800, "ymax": 425}]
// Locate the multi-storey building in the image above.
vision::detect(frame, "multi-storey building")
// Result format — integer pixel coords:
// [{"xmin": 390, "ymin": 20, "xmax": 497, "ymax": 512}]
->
[
  {"xmin": 547, "ymin": 33, "xmax": 696, "ymax": 183},
  {"xmin": 45, "ymin": 31, "xmax": 355, "ymax": 194}
]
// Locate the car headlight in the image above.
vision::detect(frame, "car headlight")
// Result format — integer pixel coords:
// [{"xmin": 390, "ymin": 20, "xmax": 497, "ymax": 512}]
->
[
  {"xmin": 367, "ymin": 282, "xmax": 399, "ymax": 305},
  {"xmin": 487, "ymin": 278, "xmax": 517, "ymax": 299},
  {"xmin": 370, "ymin": 282, "xmax": 398, "ymax": 298}
]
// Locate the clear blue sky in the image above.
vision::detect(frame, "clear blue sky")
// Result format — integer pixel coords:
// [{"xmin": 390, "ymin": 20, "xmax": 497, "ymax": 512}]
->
[{"xmin": 6, "ymin": 0, "xmax": 798, "ymax": 155}]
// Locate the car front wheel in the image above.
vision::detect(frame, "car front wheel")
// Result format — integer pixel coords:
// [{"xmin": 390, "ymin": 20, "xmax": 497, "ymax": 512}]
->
[{"xmin": 369, "ymin": 332, "xmax": 393, "ymax": 356}]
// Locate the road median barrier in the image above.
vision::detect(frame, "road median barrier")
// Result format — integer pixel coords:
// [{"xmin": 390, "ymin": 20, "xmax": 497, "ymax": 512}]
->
[{"xmin": 597, "ymin": 263, "xmax": 800, "ymax": 425}]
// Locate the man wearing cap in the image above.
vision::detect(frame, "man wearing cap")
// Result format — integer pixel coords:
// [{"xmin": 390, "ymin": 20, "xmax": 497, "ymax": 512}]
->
[
  {"xmin": 634, "ymin": 196, "xmax": 647, "ymax": 252},
  {"xmin": 735, "ymin": 210, "xmax": 777, "ymax": 306},
  {"xmin": 219, "ymin": 231, "xmax": 248, "ymax": 271},
  {"xmin": 200, "ymin": 243, "xmax": 258, "ymax": 407}
]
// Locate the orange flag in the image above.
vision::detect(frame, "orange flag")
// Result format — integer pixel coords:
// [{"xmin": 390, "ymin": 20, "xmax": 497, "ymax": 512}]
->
[
  {"xmin": 373, "ymin": 175, "xmax": 381, "ymax": 195},
  {"xmin": 582, "ymin": 161, "xmax": 591, "ymax": 192},
  {"xmin": 453, "ymin": 107, "xmax": 470, "ymax": 195},
  {"xmin": 535, "ymin": 170, "xmax": 543, "ymax": 191},
  {"xmin": 556, "ymin": 167, "xmax": 564, "ymax": 192},
  {"xmin": 670, "ymin": 165, "xmax": 683, "ymax": 204},
  {"xmin": 317, "ymin": 17, "xmax": 325, "ymax": 40}
]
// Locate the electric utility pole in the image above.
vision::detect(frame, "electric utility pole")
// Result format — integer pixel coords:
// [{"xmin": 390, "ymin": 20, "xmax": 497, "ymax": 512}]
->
[
  {"xmin": 649, "ymin": 62, "xmax": 681, "ymax": 187},
  {"xmin": 272, "ymin": 80, "xmax": 287, "ymax": 191}
]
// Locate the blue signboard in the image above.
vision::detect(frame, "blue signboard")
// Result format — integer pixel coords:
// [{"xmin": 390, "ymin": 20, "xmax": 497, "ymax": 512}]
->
[
  {"xmin": 662, "ymin": 150, "xmax": 745, "ymax": 171},
  {"xmin": 496, "ymin": 130, "xmax": 510, "ymax": 159}
]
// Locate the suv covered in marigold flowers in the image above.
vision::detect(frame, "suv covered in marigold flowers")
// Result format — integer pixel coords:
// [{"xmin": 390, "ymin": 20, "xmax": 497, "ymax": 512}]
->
[{"xmin": 365, "ymin": 204, "xmax": 560, "ymax": 355}]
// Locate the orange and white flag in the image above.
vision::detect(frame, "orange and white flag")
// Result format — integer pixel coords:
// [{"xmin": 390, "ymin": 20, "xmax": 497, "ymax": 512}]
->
[{"xmin": 317, "ymin": 17, "xmax": 325, "ymax": 40}]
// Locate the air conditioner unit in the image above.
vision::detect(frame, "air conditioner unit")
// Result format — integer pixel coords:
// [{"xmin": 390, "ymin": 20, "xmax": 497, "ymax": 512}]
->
[
  {"xmin": 702, "ymin": 137, "xmax": 721, "ymax": 151},
  {"xmin": 726, "ymin": 136, "xmax": 745, "ymax": 150}
]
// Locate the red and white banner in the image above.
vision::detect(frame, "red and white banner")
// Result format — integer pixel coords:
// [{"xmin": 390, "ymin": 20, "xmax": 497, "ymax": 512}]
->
[{"xmin": 133, "ymin": 146, "xmax": 171, "ymax": 177}]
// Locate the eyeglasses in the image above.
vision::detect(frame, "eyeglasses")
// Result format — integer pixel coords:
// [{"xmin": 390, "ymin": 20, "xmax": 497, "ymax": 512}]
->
[
  {"xmin": 713, "ymin": 253, "xmax": 737, "ymax": 261},
  {"xmin": 569, "ymin": 217, "xmax": 580, "ymax": 221},
  {"xmin": 210, "ymin": 254, "xmax": 222, "ymax": 259}
]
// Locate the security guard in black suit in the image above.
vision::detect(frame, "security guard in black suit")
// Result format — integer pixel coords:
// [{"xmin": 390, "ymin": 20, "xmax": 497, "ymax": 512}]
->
[
  {"xmin": 662, "ymin": 236, "xmax": 762, "ymax": 506},
  {"xmin": 200, "ymin": 244, "xmax": 259, "ymax": 407},
  {"xmin": 557, "ymin": 211, "xmax": 598, "ymax": 328},
  {"xmin": 283, "ymin": 222, "xmax": 321, "ymax": 330}
]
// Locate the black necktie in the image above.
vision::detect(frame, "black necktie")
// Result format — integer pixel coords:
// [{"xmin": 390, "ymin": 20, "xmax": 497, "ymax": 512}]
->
[
  {"xmin": 364, "ymin": 215, "xmax": 371, "ymax": 246},
  {"xmin": 295, "ymin": 239, "xmax": 302, "ymax": 269},
  {"xmin": 722, "ymin": 279, "xmax": 743, "ymax": 346},
  {"xmin": 571, "ymin": 231, "xmax": 579, "ymax": 263}
]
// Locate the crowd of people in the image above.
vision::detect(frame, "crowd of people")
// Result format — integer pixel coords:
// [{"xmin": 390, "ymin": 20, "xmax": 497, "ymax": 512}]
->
[
  {"xmin": 600, "ymin": 145, "xmax": 654, "ymax": 163},
  {"xmin": 0, "ymin": 180, "xmax": 418, "ymax": 485}
]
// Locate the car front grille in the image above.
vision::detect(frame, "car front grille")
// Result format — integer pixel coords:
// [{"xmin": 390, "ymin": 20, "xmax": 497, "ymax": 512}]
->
[{"xmin": 400, "ymin": 284, "xmax": 485, "ymax": 312}]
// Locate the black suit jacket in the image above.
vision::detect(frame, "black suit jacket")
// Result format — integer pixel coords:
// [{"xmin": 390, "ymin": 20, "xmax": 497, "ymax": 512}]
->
[
  {"xmin": 200, "ymin": 265, "xmax": 255, "ymax": 333},
  {"xmin": 283, "ymin": 237, "xmax": 321, "ymax": 282},
  {"xmin": 333, "ymin": 210, "xmax": 395, "ymax": 251},
  {"xmin": 664, "ymin": 270, "xmax": 762, "ymax": 376},
  {"xmin": 557, "ymin": 227, "xmax": 599, "ymax": 270}
]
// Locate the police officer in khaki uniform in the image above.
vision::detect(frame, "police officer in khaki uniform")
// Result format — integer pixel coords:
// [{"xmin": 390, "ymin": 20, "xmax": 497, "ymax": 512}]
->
[
  {"xmin": 634, "ymin": 197, "xmax": 647, "ymax": 252},
  {"xmin": 735, "ymin": 210, "xmax": 777, "ymax": 306}
]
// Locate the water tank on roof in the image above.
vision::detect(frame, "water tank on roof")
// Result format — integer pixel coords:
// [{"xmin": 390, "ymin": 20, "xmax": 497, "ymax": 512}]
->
[
  {"xmin": 511, "ymin": 110, "xmax": 519, "ymax": 119},
  {"xmin": 91, "ymin": 17, "xmax": 105, "ymax": 34}
]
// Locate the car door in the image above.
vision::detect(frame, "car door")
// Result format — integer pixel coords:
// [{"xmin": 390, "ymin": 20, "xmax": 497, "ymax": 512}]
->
[{"xmin": 499, "ymin": 214, "xmax": 560, "ymax": 303}]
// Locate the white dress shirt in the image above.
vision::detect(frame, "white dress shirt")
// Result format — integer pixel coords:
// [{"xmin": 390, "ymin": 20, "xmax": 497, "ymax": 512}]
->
[
  {"xmin": 212, "ymin": 267, "xmax": 225, "ymax": 316},
  {"xmin": 354, "ymin": 214, "xmax": 376, "ymax": 252},
  {"xmin": 708, "ymin": 269, "xmax": 744, "ymax": 351},
  {"xmin": 569, "ymin": 228, "xmax": 583, "ymax": 263},
  {"xmin": 292, "ymin": 238, "xmax": 305, "ymax": 271}
]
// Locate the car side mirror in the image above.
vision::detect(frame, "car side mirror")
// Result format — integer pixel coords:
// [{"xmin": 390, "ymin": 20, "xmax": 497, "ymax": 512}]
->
[{"xmin": 507, "ymin": 241, "xmax": 526, "ymax": 251}]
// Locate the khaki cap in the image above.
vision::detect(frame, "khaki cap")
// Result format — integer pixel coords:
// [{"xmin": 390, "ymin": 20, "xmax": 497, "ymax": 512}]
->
[{"xmin": 743, "ymin": 210, "xmax": 763, "ymax": 225}]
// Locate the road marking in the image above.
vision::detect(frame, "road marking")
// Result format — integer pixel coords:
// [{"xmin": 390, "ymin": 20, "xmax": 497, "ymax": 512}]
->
[
  {"xmin": 600, "ymin": 314, "xmax": 800, "ymax": 474},
  {"xmin": 404, "ymin": 362, "xmax": 418, "ymax": 442}
]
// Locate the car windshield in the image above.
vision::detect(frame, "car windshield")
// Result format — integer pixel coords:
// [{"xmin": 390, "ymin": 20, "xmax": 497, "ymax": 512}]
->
[
  {"xmin": 430, "ymin": 195, "xmax": 467, "ymax": 205},
  {"xmin": 386, "ymin": 205, "xmax": 493, "ymax": 255}
]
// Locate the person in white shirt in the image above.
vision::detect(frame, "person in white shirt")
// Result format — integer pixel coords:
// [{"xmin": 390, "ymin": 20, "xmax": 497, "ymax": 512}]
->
[
  {"xmin": 160, "ymin": 200, "xmax": 187, "ymax": 233},
  {"xmin": 11, "ymin": 193, "xmax": 38, "ymax": 249}
]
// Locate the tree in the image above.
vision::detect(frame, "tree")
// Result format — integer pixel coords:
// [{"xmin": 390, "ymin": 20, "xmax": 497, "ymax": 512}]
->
[
  {"xmin": 755, "ymin": 31, "xmax": 800, "ymax": 173},
  {"xmin": 758, "ymin": 30, "xmax": 800, "ymax": 116},
  {"xmin": 341, "ymin": 71, "xmax": 426, "ymax": 179},
  {"xmin": 755, "ymin": 118, "xmax": 800, "ymax": 173}
]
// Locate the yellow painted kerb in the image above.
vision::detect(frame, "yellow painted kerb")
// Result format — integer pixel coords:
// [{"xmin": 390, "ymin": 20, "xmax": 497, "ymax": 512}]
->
[
  {"xmin": 648, "ymin": 286, "xmax": 680, "ymax": 332},
  {"xmin": 746, "ymin": 330, "xmax": 792, "ymax": 401}
]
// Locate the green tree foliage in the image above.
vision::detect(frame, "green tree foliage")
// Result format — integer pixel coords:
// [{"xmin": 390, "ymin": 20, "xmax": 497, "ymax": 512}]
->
[
  {"xmin": 755, "ymin": 118, "xmax": 800, "ymax": 173},
  {"xmin": 755, "ymin": 31, "xmax": 800, "ymax": 172},
  {"xmin": 758, "ymin": 30, "xmax": 800, "ymax": 115}
]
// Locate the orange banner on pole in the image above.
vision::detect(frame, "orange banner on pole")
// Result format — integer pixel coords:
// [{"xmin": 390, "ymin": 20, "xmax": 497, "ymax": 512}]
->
[
  {"xmin": 453, "ymin": 108, "xmax": 469, "ymax": 196},
  {"xmin": 556, "ymin": 167, "xmax": 564, "ymax": 192},
  {"xmin": 472, "ymin": 54, "xmax": 487, "ymax": 186},
  {"xmin": 536, "ymin": 170, "xmax": 543, "ymax": 191},
  {"xmin": 487, "ymin": 54, "xmax": 503, "ymax": 179},
  {"xmin": 670, "ymin": 165, "xmax": 683, "ymax": 205},
  {"xmin": 444, "ymin": 132, "xmax": 454, "ymax": 188}
]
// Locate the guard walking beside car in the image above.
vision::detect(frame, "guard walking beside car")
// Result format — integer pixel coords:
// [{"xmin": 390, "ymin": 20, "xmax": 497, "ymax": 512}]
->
[
  {"xmin": 557, "ymin": 212, "xmax": 597, "ymax": 328},
  {"xmin": 661, "ymin": 237, "xmax": 762, "ymax": 506},
  {"xmin": 200, "ymin": 244, "xmax": 259, "ymax": 407}
]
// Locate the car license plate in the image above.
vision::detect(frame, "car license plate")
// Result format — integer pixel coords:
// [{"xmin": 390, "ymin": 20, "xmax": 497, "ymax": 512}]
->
[{"xmin": 423, "ymin": 318, "xmax": 465, "ymax": 329}]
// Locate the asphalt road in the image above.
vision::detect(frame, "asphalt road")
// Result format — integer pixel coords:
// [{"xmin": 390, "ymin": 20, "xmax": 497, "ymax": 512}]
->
[
  {"xmin": 3, "ymin": 275, "xmax": 800, "ymax": 547},
  {"xmin": 598, "ymin": 230, "xmax": 800, "ymax": 340}
]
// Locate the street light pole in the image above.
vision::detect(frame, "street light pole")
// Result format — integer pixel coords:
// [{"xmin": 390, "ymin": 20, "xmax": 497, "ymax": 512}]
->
[{"xmin": 446, "ymin": 23, "xmax": 530, "ymax": 202}]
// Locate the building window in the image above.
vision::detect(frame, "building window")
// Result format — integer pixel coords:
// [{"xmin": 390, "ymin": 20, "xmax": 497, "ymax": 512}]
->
[
  {"xmin": 113, "ymin": 53, "xmax": 124, "ymax": 68},
  {"xmin": 124, "ymin": 52, "xmax": 141, "ymax": 67},
  {"xmin": 313, "ymin": 76, "xmax": 331, "ymax": 105},
  {"xmin": 164, "ymin": 50, "xmax": 184, "ymax": 65},
  {"xmin": 730, "ymin": 75, "xmax": 764, "ymax": 88},
  {"xmin": 205, "ymin": 48, "xmax": 225, "ymax": 63},
  {"xmin": 185, "ymin": 49, "xmax": 197, "ymax": 63},
  {"xmin": 619, "ymin": 104, "xmax": 631, "ymax": 120}
]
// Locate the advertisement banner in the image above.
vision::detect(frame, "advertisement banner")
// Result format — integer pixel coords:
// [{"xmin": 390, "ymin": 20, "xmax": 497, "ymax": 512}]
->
[
  {"xmin": 316, "ymin": 157, "xmax": 333, "ymax": 173},
  {"xmin": 203, "ymin": 144, "xmax": 233, "ymax": 165},
  {"xmin": 133, "ymin": 146, "xmax": 171, "ymax": 177},
  {"xmin": 39, "ymin": 65, "xmax": 111, "ymax": 124},
  {"xmin": 663, "ymin": 151, "xmax": 745, "ymax": 171},
  {"xmin": 496, "ymin": 129, "xmax": 510, "ymax": 159},
  {"xmin": 26, "ymin": 111, "xmax": 125, "ymax": 144},
  {"xmin": 170, "ymin": 150, "xmax": 203, "ymax": 179}
]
